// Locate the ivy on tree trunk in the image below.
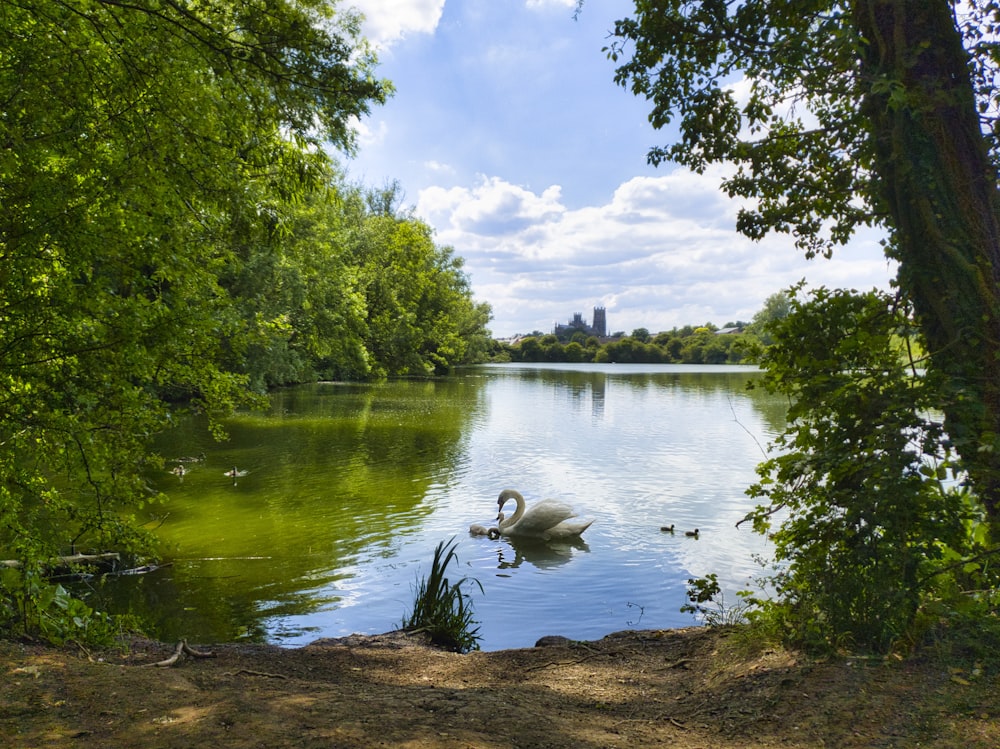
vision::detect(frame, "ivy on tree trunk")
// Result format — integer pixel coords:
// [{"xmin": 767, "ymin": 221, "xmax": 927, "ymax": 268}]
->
[{"xmin": 855, "ymin": 0, "xmax": 1000, "ymax": 520}]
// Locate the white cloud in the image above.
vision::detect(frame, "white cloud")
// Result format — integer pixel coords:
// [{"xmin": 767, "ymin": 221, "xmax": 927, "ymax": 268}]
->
[
  {"xmin": 419, "ymin": 177, "xmax": 566, "ymax": 236},
  {"xmin": 423, "ymin": 160, "xmax": 456, "ymax": 175},
  {"xmin": 526, "ymin": 0, "xmax": 578, "ymax": 9},
  {"xmin": 348, "ymin": 0, "xmax": 445, "ymax": 49},
  {"xmin": 416, "ymin": 167, "xmax": 895, "ymax": 337},
  {"xmin": 344, "ymin": 4, "xmax": 895, "ymax": 338}
]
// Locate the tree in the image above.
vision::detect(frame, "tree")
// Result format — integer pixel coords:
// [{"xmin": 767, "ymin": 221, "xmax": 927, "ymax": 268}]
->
[
  {"xmin": 750, "ymin": 291, "xmax": 794, "ymax": 344},
  {"xmin": 516, "ymin": 337, "xmax": 543, "ymax": 361},
  {"xmin": 0, "ymin": 0, "xmax": 387, "ymax": 638},
  {"xmin": 663, "ymin": 336, "xmax": 684, "ymax": 361},
  {"xmin": 606, "ymin": 1, "xmax": 1000, "ymax": 527},
  {"xmin": 349, "ymin": 209, "xmax": 488, "ymax": 377},
  {"xmin": 563, "ymin": 341, "xmax": 588, "ymax": 362},
  {"xmin": 220, "ymin": 179, "xmax": 374, "ymax": 389},
  {"xmin": 218, "ymin": 175, "xmax": 492, "ymax": 386}
]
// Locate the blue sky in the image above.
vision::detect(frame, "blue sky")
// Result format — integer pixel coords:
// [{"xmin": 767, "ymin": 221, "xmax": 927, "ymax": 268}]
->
[{"xmin": 345, "ymin": 0, "xmax": 895, "ymax": 338}]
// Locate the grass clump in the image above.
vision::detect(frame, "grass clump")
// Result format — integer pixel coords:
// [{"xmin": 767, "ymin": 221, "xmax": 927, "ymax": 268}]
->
[{"xmin": 402, "ymin": 537, "xmax": 482, "ymax": 653}]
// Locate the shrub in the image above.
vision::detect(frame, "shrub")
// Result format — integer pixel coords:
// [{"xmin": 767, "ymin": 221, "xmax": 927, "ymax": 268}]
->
[
  {"xmin": 739, "ymin": 287, "xmax": 979, "ymax": 653},
  {"xmin": 1, "ymin": 567, "xmax": 123, "ymax": 646}
]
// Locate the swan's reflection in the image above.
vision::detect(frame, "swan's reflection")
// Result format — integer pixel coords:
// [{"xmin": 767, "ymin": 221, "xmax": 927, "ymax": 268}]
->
[{"xmin": 495, "ymin": 536, "xmax": 590, "ymax": 570}]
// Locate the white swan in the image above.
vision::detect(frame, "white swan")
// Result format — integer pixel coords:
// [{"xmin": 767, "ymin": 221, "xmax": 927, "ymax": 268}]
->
[{"xmin": 495, "ymin": 489, "xmax": 593, "ymax": 540}]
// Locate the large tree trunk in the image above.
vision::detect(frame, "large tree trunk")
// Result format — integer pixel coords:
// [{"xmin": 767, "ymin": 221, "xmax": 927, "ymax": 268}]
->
[{"xmin": 854, "ymin": 0, "xmax": 1000, "ymax": 526}]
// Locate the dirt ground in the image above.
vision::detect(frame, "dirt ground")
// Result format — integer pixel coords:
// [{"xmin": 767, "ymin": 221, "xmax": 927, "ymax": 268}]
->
[{"xmin": 2, "ymin": 626, "xmax": 998, "ymax": 748}]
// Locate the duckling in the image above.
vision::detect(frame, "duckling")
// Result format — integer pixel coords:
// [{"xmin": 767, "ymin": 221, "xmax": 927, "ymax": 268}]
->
[
  {"xmin": 169, "ymin": 464, "xmax": 188, "ymax": 477},
  {"xmin": 684, "ymin": 528, "xmax": 700, "ymax": 538},
  {"xmin": 224, "ymin": 467, "xmax": 249, "ymax": 478},
  {"xmin": 660, "ymin": 524, "xmax": 675, "ymax": 533}
]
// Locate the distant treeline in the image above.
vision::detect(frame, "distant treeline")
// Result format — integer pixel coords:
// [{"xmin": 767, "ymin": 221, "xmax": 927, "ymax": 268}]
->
[{"xmin": 492, "ymin": 323, "xmax": 761, "ymax": 364}]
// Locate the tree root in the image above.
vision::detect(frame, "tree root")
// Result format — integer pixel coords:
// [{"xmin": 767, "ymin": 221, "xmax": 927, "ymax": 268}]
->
[
  {"xmin": 222, "ymin": 668, "xmax": 287, "ymax": 679},
  {"xmin": 148, "ymin": 640, "xmax": 216, "ymax": 667}
]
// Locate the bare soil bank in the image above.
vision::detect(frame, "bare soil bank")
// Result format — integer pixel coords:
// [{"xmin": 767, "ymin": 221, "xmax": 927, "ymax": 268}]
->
[{"xmin": 2, "ymin": 627, "xmax": 998, "ymax": 748}]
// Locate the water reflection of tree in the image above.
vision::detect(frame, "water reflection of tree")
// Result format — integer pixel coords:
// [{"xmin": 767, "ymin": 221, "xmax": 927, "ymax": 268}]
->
[
  {"xmin": 497, "ymin": 365, "xmax": 785, "ymax": 435},
  {"xmin": 137, "ymin": 367, "xmax": 787, "ymax": 643},
  {"xmin": 138, "ymin": 378, "xmax": 489, "ymax": 642}
]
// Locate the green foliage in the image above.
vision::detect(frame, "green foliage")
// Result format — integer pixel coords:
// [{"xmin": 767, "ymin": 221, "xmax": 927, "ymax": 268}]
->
[
  {"xmin": 402, "ymin": 538, "xmax": 483, "ymax": 653},
  {"xmin": 741, "ymin": 287, "xmax": 987, "ymax": 652},
  {"xmin": 680, "ymin": 573, "xmax": 753, "ymax": 628},
  {"xmin": 607, "ymin": 0, "xmax": 1000, "ymax": 529},
  {"xmin": 214, "ymin": 176, "xmax": 494, "ymax": 388},
  {"xmin": 606, "ymin": 0, "xmax": 1000, "ymax": 648},
  {"xmin": 563, "ymin": 341, "xmax": 587, "ymax": 362},
  {"xmin": 607, "ymin": 0, "xmax": 875, "ymax": 259},
  {"xmin": 607, "ymin": 0, "xmax": 1000, "ymax": 639},
  {"xmin": 0, "ymin": 0, "xmax": 492, "ymax": 643},
  {"xmin": 510, "ymin": 326, "xmax": 755, "ymax": 364},
  {"xmin": 347, "ymin": 202, "xmax": 493, "ymax": 378},
  {"xmin": 748, "ymin": 291, "xmax": 793, "ymax": 345},
  {"xmin": 0, "ymin": 568, "xmax": 125, "ymax": 647}
]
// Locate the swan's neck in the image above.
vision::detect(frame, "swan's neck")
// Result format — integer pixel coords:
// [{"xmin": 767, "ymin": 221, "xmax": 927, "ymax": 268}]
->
[{"xmin": 498, "ymin": 491, "xmax": 526, "ymax": 530}]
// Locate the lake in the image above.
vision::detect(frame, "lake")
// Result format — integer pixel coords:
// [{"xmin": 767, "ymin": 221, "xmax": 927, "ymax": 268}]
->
[{"xmin": 106, "ymin": 363, "xmax": 788, "ymax": 650}]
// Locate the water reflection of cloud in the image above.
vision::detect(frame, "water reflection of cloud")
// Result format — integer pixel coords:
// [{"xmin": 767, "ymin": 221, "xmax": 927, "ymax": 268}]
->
[
  {"xmin": 461, "ymin": 365, "xmax": 783, "ymax": 617},
  {"xmin": 142, "ymin": 366, "xmax": 794, "ymax": 650}
]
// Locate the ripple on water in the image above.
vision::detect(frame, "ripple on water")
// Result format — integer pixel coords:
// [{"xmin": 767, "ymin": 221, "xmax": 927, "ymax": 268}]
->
[{"xmin": 137, "ymin": 366, "xmax": 779, "ymax": 649}]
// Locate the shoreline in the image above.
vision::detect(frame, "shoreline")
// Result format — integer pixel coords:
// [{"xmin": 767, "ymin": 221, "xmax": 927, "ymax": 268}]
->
[{"xmin": 3, "ymin": 626, "xmax": 997, "ymax": 748}]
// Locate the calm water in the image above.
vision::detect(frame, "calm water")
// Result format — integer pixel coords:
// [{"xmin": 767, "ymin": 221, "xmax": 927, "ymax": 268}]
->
[{"xmin": 105, "ymin": 363, "xmax": 788, "ymax": 650}]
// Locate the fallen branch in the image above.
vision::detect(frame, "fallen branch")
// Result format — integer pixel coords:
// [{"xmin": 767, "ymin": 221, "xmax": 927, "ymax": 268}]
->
[
  {"xmin": 106, "ymin": 562, "xmax": 171, "ymax": 577},
  {"xmin": 1, "ymin": 552, "xmax": 120, "ymax": 569},
  {"xmin": 148, "ymin": 640, "xmax": 217, "ymax": 668}
]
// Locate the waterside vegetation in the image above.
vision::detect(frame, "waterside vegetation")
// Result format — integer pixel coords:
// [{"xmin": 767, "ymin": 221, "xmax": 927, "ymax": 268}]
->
[
  {"xmin": 499, "ymin": 323, "xmax": 754, "ymax": 364},
  {"xmin": 402, "ymin": 538, "xmax": 483, "ymax": 653},
  {"xmin": 0, "ymin": 0, "xmax": 489, "ymax": 645},
  {"xmin": 494, "ymin": 291, "xmax": 792, "ymax": 365}
]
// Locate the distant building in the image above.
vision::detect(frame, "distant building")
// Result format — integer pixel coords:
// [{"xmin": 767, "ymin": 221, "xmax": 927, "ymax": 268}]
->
[{"xmin": 554, "ymin": 307, "xmax": 607, "ymax": 338}]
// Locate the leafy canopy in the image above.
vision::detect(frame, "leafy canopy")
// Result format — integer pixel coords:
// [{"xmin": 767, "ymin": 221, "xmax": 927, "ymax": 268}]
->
[{"xmin": 605, "ymin": 1, "xmax": 1000, "ymax": 258}]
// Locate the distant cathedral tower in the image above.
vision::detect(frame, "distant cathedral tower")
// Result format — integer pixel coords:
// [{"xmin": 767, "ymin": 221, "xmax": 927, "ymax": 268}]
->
[
  {"xmin": 592, "ymin": 307, "xmax": 607, "ymax": 337},
  {"xmin": 554, "ymin": 305, "xmax": 609, "ymax": 339}
]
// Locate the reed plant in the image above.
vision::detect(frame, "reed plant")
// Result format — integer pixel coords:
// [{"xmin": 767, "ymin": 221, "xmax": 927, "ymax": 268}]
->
[{"xmin": 402, "ymin": 538, "xmax": 483, "ymax": 652}]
